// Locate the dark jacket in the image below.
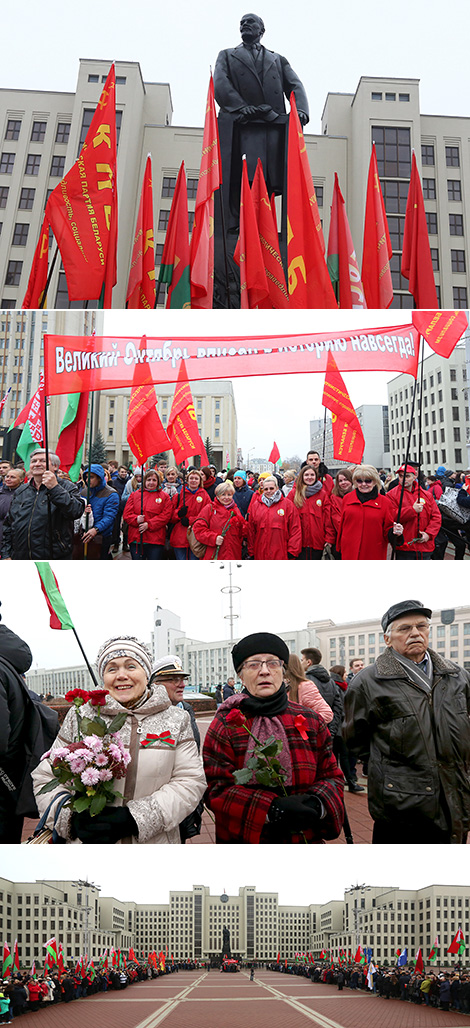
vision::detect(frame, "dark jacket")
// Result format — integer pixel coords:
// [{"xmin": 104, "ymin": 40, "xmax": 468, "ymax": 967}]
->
[
  {"xmin": 81, "ymin": 464, "xmax": 119, "ymax": 537},
  {"xmin": 343, "ymin": 647, "xmax": 470, "ymax": 840},
  {"xmin": 305, "ymin": 665, "xmax": 344, "ymax": 737},
  {"xmin": 233, "ymin": 482, "xmax": 254, "ymax": 518},
  {"xmin": 3, "ymin": 476, "xmax": 84, "ymax": 559},
  {"xmin": 0, "ymin": 624, "xmax": 32, "ymax": 787}
]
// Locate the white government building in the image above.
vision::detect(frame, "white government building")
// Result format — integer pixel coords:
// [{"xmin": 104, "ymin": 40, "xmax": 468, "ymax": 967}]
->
[
  {"xmin": 1, "ymin": 877, "xmax": 469, "ymax": 967},
  {"xmin": 1, "ymin": 58, "xmax": 469, "ymax": 308}
]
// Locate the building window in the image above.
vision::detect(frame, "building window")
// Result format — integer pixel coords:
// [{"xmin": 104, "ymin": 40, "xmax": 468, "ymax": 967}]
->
[
  {"xmin": 162, "ymin": 176, "xmax": 177, "ymax": 198},
  {"xmin": 0, "ymin": 186, "xmax": 9, "ymax": 207},
  {"xmin": 187, "ymin": 178, "xmax": 198, "ymax": 199},
  {"xmin": 451, "ymin": 249, "xmax": 466, "ymax": 272},
  {"xmin": 116, "ymin": 76, "xmax": 127, "ymax": 86},
  {"xmin": 449, "ymin": 214, "xmax": 463, "ymax": 235},
  {"xmin": 426, "ymin": 212, "xmax": 438, "ymax": 234},
  {"xmin": 5, "ymin": 260, "xmax": 23, "ymax": 286},
  {"xmin": 31, "ymin": 121, "xmax": 47, "ymax": 142},
  {"xmin": 382, "ymin": 180, "xmax": 408, "ymax": 214},
  {"xmin": 421, "ymin": 144, "xmax": 435, "ymax": 166},
  {"xmin": 455, "ymin": 449, "xmax": 462, "ymax": 464},
  {"xmin": 88, "ymin": 74, "xmax": 99, "ymax": 83},
  {"xmin": 315, "ymin": 184, "xmax": 324, "ymax": 207},
  {"xmin": 422, "ymin": 178, "xmax": 436, "ymax": 200},
  {"xmin": 155, "ymin": 243, "xmax": 164, "ymax": 265},
  {"xmin": 50, "ymin": 155, "xmax": 65, "ymax": 177},
  {"xmin": 430, "ymin": 248, "xmax": 439, "ymax": 271},
  {"xmin": 5, "ymin": 120, "xmax": 21, "ymax": 140},
  {"xmin": 188, "ymin": 211, "xmax": 195, "ymax": 232},
  {"xmin": 445, "ymin": 146, "xmax": 460, "ymax": 167},
  {"xmin": 372, "ymin": 126, "xmax": 411, "ymax": 178},
  {"xmin": 371, "ymin": 92, "xmax": 382, "ymax": 100},
  {"xmin": 55, "ymin": 123, "xmax": 71, "ymax": 144},
  {"xmin": 0, "ymin": 153, "xmax": 15, "ymax": 174},
  {"xmin": 158, "ymin": 210, "xmax": 170, "ymax": 231},
  {"xmin": 78, "ymin": 109, "xmax": 122, "ymax": 155},
  {"xmin": 25, "ymin": 154, "xmax": 41, "ymax": 176},
  {"xmin": 453, "ymin": 286, "xmax": 467, "ymax": 307},
  {"xmin": 385, "ymin": 92, "xmax": 396, "ymax": 101},
  {"xmin": 19, "ymin": 187, "xmax": 35, "ymax": 210},
  {"xmin": 387, "ymin": 216, "xmax": 405, "ymax": 250},
  {"xmin": 12, "ymin": 223, "xmax": 29, "ymax": 246},
  {"xmin": 54, "ymin": 270, "xmax": 97, "ymax": 309},
  {"xmin": 447, "ymin": 179, "xmax": 461, "ymax": 201},
  {"xmin": 399, "ymin": 93, "xmax": 410, "ymax": 101}
]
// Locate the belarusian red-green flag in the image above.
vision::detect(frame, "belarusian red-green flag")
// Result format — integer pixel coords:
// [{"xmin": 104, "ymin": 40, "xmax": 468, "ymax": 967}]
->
[
  {"xmin": 35, "ymin": 563, "xmax": 75, "ymax": 630},
  {"xmin": 448, "ymin": 927, "xmax": 465, "ymax": 955},
  {"xmin": 55, "ymin": 391, "xmax": 89, "ymax": 481},
  {"xmin": 13, "ymin": 940, "xmax": 20, "ymax": 972},
  {"xmin": 158, "ymin": 162, "xmax": 190, "ymax": 309},
  {"xmin": 327, "ymin": 173, "xmax": 367, "ymax": 308},
  {"xmin": 414, "ymin": 948, "xmax": 424, "ymax": 975},
  {"xmin": 2, "ymin": 943, "xmax": 13, "ymax": 978},
  {"xmin": 428, "ymin": 937, "xmax": 439, "ymax": 962},
  {"xmin": 44, "ymin": 937, "xmax": 58, "ymax": 965},
  {"xmin": 354, "ymin": 945, "xmax": 365, "ymax": 964}
]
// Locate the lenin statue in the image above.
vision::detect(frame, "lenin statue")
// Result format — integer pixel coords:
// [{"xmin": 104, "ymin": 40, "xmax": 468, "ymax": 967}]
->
[{"xmin": 213, "ymin": 14, "xmax": 309, "ymax": 306}]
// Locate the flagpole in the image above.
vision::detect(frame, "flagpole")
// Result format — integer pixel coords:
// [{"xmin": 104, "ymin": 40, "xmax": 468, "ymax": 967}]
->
[
  {"xmin": 218, "ymin": 189, "xmax": 231, "ymax": 309},
  {"xmin": 415, "ymin": 336, "xmax": 426, "ymax": 542},
  {"xmin": 42, "ymin": 381, "xmax": 54, "ymax": 558},
  {"xmin": 140, "ymin": 470, "xmax": 145, "ymax": 559},
  {"xmin": 390, "ymin": 341, "xmax": 421, "ymax": 559},
  {"xmin": 83, "ymin": 389, "xmax": 96, "ymax": 561},
  {"xmin": 38, "ymin": 244, "xmax": 59, "ymax": 310},
  {"xmin": 322, "ymin": 409, "xmax": 327, "ymax": 463}
]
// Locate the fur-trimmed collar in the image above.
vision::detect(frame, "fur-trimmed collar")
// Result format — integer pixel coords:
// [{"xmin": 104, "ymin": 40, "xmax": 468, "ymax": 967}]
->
[{"xmin": 373, "ymin": 647, "xmax": 460, "ymax": 679}]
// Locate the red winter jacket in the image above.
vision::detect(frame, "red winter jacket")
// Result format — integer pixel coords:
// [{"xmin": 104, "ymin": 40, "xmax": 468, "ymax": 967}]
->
[
  {"xmin": 170, "ymin": 488, "xmax": 211, "ymax": 548},
  {"xmin": 203, "ymin": 700, "xmax": 344, "ymax": 843},
  {"xmin": 386, "ymin": 482, "xmax": 441, "ymax": 553},
  {"xmin": 286, "ymin": 488, "xmax": 331, "ymax": 550},
  {"xmin": 192, "ymin": 499, "xmax": 247, "ymax": 559},
  {"xmin": 247, "ymin": 496, "xmax": 302, "ymax": 559},
  {"xmin": 123, "ymin": 489, "xmax": 173, "ymax": 545},
  {"xmin": 337, "ymin": 490, "xmax": 395, "ymax": 560},
  {"xmin": 325, "ymin": 492, "xmax": 346, "ymax": 546}
]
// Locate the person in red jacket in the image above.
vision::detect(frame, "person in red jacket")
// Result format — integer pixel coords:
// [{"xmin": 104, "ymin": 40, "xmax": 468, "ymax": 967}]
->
[
  {"xmin": 247, "ymin": 476, "xmax": 301, "ymax": 560},
  {"xmin": 192, "ymin": 481, "xmax": 247, "ymax": 559},
  {"xmin": 387, "ymin": 464, "xmax": 441, "ymax": 559},
  {"xmin": 337, "ymin": 465, "xmax": 403, "ymax": 560},
  {"xmin": 287, "ymin": 465, "xmax": 331, "ymax": 559},
  {"xmin": 122, "ymin": 469, "xmax": 173, "ymax": 560},
  {"xmin": 170, "ymin": 469, "xmax": 211, "ymax": 559},
  {"xmin": 325, "ymin": 469, "xmax": 353, "ymax": 558}
]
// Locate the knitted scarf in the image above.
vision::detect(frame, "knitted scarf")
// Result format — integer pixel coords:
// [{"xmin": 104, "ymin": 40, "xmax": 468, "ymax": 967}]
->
[{"xmin": 218, "ymin": 684, "xmax": 293, "ymax": 785}]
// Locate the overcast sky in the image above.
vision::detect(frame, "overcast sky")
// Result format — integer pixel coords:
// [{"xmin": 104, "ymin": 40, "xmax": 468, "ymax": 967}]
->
[
  {"xmin": 2, "ymin": 0, "xmax": 469, "ymax": 128},
  {"xmin": 102, "ymin": 309, "xmax": 462, "ymax": 457},
  {"xmin": 0, "ymin": 846, "xmax": 469, "ymax": 905},
  {"xmin": 1, "ymin": 559, "xmax": 467, "ymax": 671}
]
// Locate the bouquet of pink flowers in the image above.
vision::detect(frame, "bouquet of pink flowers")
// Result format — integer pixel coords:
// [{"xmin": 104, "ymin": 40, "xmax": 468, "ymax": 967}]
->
[{"xmin": 38, "ymin": 688, "xmax": 131, "ymax": 817}]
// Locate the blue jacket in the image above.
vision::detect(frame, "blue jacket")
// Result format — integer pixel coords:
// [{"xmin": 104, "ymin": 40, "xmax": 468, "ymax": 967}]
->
[
  {"xmin": 233, "ymin": 482, "xmax": 253, "ymax": 518},
  {"xmin": 81, "ymin": 464, "xmax": 119, "ymax": 537}
]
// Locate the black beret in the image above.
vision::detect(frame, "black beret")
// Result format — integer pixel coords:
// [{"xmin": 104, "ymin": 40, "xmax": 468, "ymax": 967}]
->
[
  {"xmin": 381, "ymin": 599, "xmax": 432, "ymax": 634},
  {"xmin": 232, "ymin": 632, "xmax": 289, "ymax": 672}
]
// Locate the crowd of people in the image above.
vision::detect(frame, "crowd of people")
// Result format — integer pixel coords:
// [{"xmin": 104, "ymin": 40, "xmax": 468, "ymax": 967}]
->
[
  {"xmin": 1, "ymin": 449, "xmax": 469, "ymax": 560},
  {"xmin": 270, "ymin": 960, "xmax": 470, "ymax": 1013}
]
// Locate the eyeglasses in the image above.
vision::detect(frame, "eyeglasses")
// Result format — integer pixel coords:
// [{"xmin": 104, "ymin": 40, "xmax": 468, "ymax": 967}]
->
[
  {"xmin": 356, "ymin": 478, "xmax": 373, "ymax": 484},
  {"xmin": 242, "ymin": 659, "xmax": 283, "ymax": 671}
]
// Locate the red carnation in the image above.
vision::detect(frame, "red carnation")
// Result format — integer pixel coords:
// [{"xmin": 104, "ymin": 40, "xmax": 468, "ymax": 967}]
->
[
  {"xmin": 294, "ymin": 714, "xmax": 309, "ymax": 740},
  {"xmin": 64, "ymin": 688, "xmax": 91, "ymax": 705},
  {"xmin": 225, "ymin": 709, "xmax": 246, "ymax": 727},
  {"xmin": 88, "ymin": 689, "xmax": 109, "ymax": 707}
]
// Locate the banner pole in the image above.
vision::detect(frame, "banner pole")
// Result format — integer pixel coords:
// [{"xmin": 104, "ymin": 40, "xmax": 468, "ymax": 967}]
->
[
  {"xmin": 83, "ymin": 389, "xmax": 96, "ymax": 561},
  {"xmin": 42, "ymin": 382, "xmax": 54, "ymax": 558},
  {"xmin": 391, "ymin": 340, "xmax": 421, "ymax": 558},
  {"xmin": 38, "ymin": 244, "xmax": 59, "ymax": 310}
]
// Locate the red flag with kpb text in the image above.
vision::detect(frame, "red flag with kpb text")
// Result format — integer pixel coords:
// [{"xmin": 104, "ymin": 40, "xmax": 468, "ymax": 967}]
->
[
  {"xmin": 127, "ymin": 155, "xmax": 156, "ymax": 309},
  {"xmin": 46, "ymin": 64, "xmax": 117, "ymax": 304},
  {"xmin": 127, "ymin": 336, "xmax": 171, "ymax": 463},
  {"xmin": 190, "ymin": 75, "xmax": 222, "ymax": 308},
  {"xmin": 23, "ymin": 216, "xmax": 50, "ymax": 308},
  {"xmin": 412, "ymin": 310, "xmax": 467, "ymax": 358},
  {"xmin": 251, "ymin": 159, "xmax": 289, "ymax": 308},
  {"xmin": 322, "ymin": 351, "xmax": 365, "ymax": 464},
  {"xmin": 361, "ymin": 144, "xmax": 393, "ymax": 309},
  {"xmin": 327, "ymin": 173, "xmax": 366, "ymax": 308},
  {"xmin": 167, "ymin": 360, "xmax": 208, "ymax": 464},
  {"xmin": 287, "ymin": 94, "xmax": 337, "ymax": 308},
  {"xmin": 401, "ymin": 152, "xmax": 438, "ymax": 308}
]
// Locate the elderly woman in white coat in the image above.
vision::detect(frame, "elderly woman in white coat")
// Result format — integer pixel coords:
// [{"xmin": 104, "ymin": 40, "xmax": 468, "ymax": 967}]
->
[{"xmin": 32, "ymin": 636, "xmax": 206, "ymax": 844}]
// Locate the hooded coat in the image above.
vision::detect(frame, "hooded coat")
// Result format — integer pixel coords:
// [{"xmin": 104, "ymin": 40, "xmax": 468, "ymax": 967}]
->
[
  {"xmin": 81, "ymin": 464, "xmax": 119, "ymax": 538},
  {"xmin": 343, "ymin": 647, "xmax": 470, "ymax": 841},
  {"xmin": 31, "ymin": 683, "xmax": 207, "ymax": 844},
  {"xmin": 304, "ymin": 665, "xmax": 344, "ymax": 737}
]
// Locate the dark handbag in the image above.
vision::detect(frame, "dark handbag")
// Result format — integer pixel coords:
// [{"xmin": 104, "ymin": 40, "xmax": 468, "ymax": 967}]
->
[{"xmin": 23, "ymin": 791, "xmax": 70, "ymax": 844}]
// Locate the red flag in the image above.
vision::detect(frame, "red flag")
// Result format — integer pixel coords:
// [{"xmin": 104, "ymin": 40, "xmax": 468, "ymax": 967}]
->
[
  {"xmin": 322, "ymin": 351, "xmax": 365, "ymax": 464},
  {"xmin": 46, "ymin": 65, "xmax": 117, "ymax": 304},
  {"xmin": 287, "ymin": 94, "xmax": 337, "ymax": 308},
  {"xmin": 159, "ymin": 162, "xmax": 191, "ymax": 308},
  {"xmin": 269, "ymin": 441, "xmax": 280, "ymax": 464},
  {"xmin": 276, "ymin": 952, "xmax": 280, "ymax": 963},
  {"xmin": 412, "ymin": 310, "xmax": 467, "ymax": 358},
  {"xmin": 23, "ymin": 216, "xmax": 49, "ymax": 308},
  {"xmin": 190, "ymin": 75, "xmax": 222, "ymax": 308},
  {"xmin": 401, "ymin": 152, "xmax": 438, "ymax": 307},
  {"xmin": 127, "ymin": 155, "xmax": 156, "ymax": 310},
  {"xmin": 13, "ymin": 941, "xmax": 20, "ymax": 973},
  {"xmin": 414, "ymin": 948, "xmax": 424, "ymax": 975},
  {"xmin": 233, "ymin": 158, "xmax": 269, "ymax": 308},
  {"xmin": 127, "ymin": 336, "xmax": 171, "ymax": 464},
  {"xmin": 361, "ymin": 144, "xmax": 393, "ymax": 309},
  {"xmin": 327, "ymin": 173, "xmax": 366, "ymax": 308},
  {"xmin": 447, "ymin": 927, "xmax": 465, "ymax": 955},
  {"xmin": 251, "ymin": 160, "xmax": 289, "ymax": 308},
  {"xmin": 167, "ymin": 360, "xmax": 208, "ymax": 464}
]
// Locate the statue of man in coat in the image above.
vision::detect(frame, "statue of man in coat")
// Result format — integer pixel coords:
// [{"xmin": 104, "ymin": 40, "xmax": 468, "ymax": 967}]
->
[{"xmin": 214, "ymin": 13, "xmax": 309, "ymax": 230}]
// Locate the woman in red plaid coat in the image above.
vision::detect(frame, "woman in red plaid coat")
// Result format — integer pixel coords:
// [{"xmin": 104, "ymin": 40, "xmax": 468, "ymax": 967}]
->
[{"xmin": 203, "ymin": 632, "xmax": 344, "ymax": 843}]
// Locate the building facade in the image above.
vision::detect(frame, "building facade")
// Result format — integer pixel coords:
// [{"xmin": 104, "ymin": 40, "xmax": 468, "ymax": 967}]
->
[
  {"xmin": 388, "ymin": 343, "xmax": 470, "ymax": 473},
  {"xmin": 1, "ymin": 60, "xmax": 469, "ymax": 308},
  {"xmin": 310, "ymin": 404, "xmax": 390, "ymax": 471}
]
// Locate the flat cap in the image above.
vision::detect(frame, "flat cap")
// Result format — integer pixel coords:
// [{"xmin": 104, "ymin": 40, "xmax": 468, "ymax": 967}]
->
[{"xmin": 381, "ymin": 600, "xmax": 432, "ymax": 634}]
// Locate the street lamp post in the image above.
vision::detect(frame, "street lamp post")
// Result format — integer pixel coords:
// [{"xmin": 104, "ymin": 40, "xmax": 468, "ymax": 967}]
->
[
  {"xmin": 71, "ymin": 879, "xmax": 100, "ymax": 961},
  {"xmin": 219, "ymin": 563, "xmax": 242, "ymax": 642},
  {"xmin": 345, "ymin": 883, "xmax": 371, "ymax": 954}
]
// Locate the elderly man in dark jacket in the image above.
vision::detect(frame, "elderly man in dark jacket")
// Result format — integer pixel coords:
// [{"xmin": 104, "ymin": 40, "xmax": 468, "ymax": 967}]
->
[
  {"xmin": 3, "ymin": 449, "xmax": 84, "ymax": 559},
  {"xmin": 343, "ymin": 599, "xmax": 470, "ymax": 844},
  {"xmin": 0, "ymin": 622, "xmax": 33, "ymax": 841}
]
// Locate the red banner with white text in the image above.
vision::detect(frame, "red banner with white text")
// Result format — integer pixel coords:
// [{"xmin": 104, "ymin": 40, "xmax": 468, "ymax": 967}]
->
[{"xmin": 44, "ymin": 324, "xmax": 420, "ymax": 396}]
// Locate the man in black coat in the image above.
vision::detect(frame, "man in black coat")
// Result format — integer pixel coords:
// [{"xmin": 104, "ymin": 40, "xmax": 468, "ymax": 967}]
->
[
  {"xmin": 2, "ymin": 449, "xmax": 84, "ymax": 559},
  {"xmin": 0, "ymin": 622, "xmax": 33, "ymax": 842}
]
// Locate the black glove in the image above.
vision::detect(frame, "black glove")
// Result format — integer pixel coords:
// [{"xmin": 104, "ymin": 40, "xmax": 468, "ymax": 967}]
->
[
  {"xmin": 268, "ymin": 794, "xmax": 323, "ymax": 830},
  {"xmin": 177, "ymin": 505, "xmax": 189, "ymax": 521},
  {"xmin": 71, "ymin": 806, "xmax": 138, "ymax": 844}
]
